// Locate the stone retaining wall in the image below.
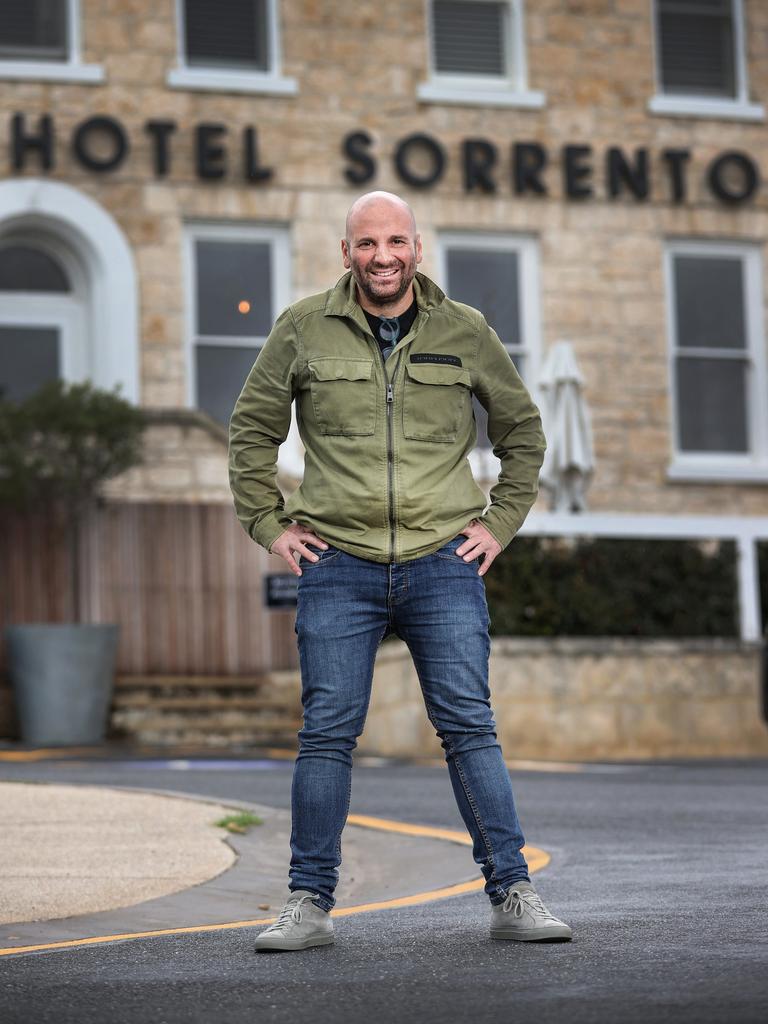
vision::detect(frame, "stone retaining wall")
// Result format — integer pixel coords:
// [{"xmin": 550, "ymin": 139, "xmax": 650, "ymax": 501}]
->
[{"xmin": 358, "ymin": 637, "xmax": 768, "ymax": 760}]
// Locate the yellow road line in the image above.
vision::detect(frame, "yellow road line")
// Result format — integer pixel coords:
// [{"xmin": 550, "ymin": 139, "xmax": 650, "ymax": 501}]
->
[
  {"xmin": 0, "ymin": 747, "xmax": 104, "ymax": 762},
  {"xmin": 0, "ymin": 815, "xmax": 549, "ymax": 958}
]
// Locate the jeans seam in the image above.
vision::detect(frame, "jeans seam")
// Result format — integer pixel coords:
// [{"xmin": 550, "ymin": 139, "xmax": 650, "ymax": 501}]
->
[
  {"xmin": 328, "ymin": 620, "xmax": 387, "ymax": 903},
  {"xmin": 451, "ymin": 747, "xmax": 504, "ymax": 895},
  {"xmin": 404, "ymin": 640, "xmax": 505, "ymax": 901}
]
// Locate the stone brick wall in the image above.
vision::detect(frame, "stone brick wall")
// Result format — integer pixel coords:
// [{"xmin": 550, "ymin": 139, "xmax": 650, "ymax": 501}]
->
[
  {"xmin": 102, "ymin": 411, "xmax": 231, "ymax": 503},
  {"xmin": 4, "ymin": 0, "xmax": 767, "ymax": 509},
  {"xmin": 359, "ymin": 637, "xmax": 768, "ymax": 760}
]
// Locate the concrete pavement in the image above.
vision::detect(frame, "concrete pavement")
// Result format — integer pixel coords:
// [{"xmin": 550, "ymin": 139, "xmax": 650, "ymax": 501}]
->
[
  {"xmin": 0, "ymin": 768, "xmax": 537, "ymax": 956},
  {"xmin": 1, "ymin": 751, "xmax": 766, "ymax": 1024}
]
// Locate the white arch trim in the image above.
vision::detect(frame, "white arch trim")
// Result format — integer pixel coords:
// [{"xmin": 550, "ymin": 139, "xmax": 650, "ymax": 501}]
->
[{"xmin": 0, "ymin": 178, "xmax": 139, "ymax": 403}]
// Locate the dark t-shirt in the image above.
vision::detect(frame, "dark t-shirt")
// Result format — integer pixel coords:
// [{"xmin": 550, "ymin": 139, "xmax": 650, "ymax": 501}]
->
[{"xmin": 362, "ymin": 297, "xmax": 418, "ymax": 360}]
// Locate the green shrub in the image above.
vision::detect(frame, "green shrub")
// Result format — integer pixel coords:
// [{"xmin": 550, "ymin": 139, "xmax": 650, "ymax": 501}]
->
[
  {"xmin": 485, "ymin": 536, "xmax": 739, "ymax": 638},
  {"xmin": 0, "ymin": 379, "xmax": 147, "ymax": 622}
]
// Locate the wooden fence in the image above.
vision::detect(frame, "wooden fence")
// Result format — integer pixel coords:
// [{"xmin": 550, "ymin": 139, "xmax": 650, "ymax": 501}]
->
[{"xmin": 0, "ymin": 502, "xmax": 298, "ymax": 675}]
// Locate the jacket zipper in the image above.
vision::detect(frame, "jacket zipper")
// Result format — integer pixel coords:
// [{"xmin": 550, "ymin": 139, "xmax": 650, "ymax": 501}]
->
[
  {"xmin": 374, "ymin": 343, "xmax": 400, "ymax": 563},
  {"xmin": 364, "ymin": 313, "xmax": 424, "ymax": 563}
]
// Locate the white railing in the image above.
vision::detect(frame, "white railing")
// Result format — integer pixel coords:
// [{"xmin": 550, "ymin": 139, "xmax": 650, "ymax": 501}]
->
[{"xmin": 519, "ymin": 512, "xmax": 768, "ymax": 643}]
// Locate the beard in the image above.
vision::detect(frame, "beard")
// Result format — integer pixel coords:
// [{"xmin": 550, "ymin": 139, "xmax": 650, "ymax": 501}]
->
[{"xmin": 350, "ymin": 252, "xmax": 418, "ymax": 309}]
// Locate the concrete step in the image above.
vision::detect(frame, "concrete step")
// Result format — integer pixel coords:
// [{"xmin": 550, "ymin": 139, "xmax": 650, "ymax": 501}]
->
[
  {"xmin": 112, "ymin": 695, "xmax": 298, "ymax": 712},
  {"xmin": 114, "ymin": 674, "xmax": 276, "ymax": 690},
  {"xmin": 110, "ymin": 671, "xmax": 302, "ymax": 747}
]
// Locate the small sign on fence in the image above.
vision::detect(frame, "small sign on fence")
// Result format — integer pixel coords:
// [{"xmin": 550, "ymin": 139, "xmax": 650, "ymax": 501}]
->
[{"xmin": 264, "ymin": 573, "xmax": 299, "ymax": 608}]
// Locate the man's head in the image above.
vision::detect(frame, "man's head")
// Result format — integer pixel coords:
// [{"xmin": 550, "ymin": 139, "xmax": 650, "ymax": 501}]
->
[{"xmin": 341, "ymin": 191, "xmax": 423, "ymax": 313}]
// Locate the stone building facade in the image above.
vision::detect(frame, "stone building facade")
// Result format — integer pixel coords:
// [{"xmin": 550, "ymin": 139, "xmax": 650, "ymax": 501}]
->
[
  {"xmin": 2, "ymin": 1, "xmax": 768, "ymax": 755},
  {"xmin": 2, "ymin": 0, "xmax": 767, "ymax": 519}
]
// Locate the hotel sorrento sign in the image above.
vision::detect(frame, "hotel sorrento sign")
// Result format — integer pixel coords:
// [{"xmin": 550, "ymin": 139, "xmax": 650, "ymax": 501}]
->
[{"xmin": 7, "ymin": 114, "xmax": 762, "ymax": 205}]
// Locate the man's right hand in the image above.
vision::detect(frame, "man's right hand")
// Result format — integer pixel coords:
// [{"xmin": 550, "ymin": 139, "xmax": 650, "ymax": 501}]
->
[{"xmin": 270, "ymin": 522, "xmax": 330, "ymax": 577}]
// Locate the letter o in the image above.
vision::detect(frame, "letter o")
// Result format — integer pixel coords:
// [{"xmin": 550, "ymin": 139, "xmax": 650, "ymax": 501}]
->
[
  {"xmin": 394, "ymin": 133, "xmax": 446, "ymax": 189},
  {"xmin": 707, "ymin": 150, "xmax": 759, "ymax": 204}
]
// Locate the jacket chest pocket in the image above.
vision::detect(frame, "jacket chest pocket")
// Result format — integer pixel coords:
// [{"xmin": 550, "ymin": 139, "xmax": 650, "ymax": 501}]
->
[
  {"xmin": 402, "ymin": 362, "xmax": 473, "ymax": 442},
  {"xmin": 308, "ymin": 357, "xmax": 377, "ymax": 436}
]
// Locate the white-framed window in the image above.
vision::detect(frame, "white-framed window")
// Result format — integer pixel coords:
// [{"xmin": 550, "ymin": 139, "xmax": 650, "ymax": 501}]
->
[
  {"xmin": 0, "ymin": 0, "xmax": 103, "ymax": 83},
  {"xmin": 437, "ymin": 232, "xmax": 542, "ymax": 480},
  {"xmin": 417, "ymin": 0, "xmax": 545, "ymax": 108},
  {"xmin": 0, "ymin": 234, "xmax": 89, "ymax": 401},
  {"xmin": 648, "ymin": 0, "xmax": 764, "ymax": 121},
  {"xmin": 168, "ymin": 0, "xmax": 297, "ymax": 96},
  {"xmin": 183, "ymin": 223, "xmax": 292, "ymax": 432},
  {"xmin": 664, "ymin": 240, "xmax": 768, "ymax": 482}
]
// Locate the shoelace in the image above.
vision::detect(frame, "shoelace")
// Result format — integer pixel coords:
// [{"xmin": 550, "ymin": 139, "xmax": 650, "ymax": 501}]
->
[
  {"xmin": 263, "ymin": 893, "xmax": 319, "ymax": 932},
  {"xmin": 502, "ymin": 888, "xmax": 560, "ymax": 923}
]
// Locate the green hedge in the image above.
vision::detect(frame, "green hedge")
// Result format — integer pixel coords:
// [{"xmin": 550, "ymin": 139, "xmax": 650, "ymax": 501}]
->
[{"xmin": 484, "ymin": 536, "xmax": 742, "ymax": 638}]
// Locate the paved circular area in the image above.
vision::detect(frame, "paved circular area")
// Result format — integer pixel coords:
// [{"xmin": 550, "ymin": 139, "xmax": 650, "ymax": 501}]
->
[{"xmin": 0, "ymin": 782, "xmax": 238, "ymax": 924}]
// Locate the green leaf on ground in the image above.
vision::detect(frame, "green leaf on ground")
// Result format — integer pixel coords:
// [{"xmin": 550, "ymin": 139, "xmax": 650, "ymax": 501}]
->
[{"xmin": 214, "ymin": 811, "xmax": 264, "ymax": 833}]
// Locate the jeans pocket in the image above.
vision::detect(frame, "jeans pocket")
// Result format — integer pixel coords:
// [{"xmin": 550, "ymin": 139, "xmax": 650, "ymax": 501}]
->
[
  {"xmin": 298, "ymin": 544, "xmax": 342, "ymax": 567},
  {"xmin": 434, "ymin": 536, "xmax": 474, "ymax": 562}
]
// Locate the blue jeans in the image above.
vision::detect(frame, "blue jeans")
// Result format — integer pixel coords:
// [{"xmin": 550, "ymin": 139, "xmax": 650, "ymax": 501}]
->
[{"xmin": 289, "ymin": 534, "xmax": 530, "ymax": 911}]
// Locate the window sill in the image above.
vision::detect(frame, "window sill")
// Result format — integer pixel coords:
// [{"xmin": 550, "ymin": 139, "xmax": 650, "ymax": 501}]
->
[
  {"xmin": 648, "ymin": 94, "xmax": 765, "ymax": 122},
  {"xmin": 167, "ymin": 67, "xmax": 298, "ymax": 95},
  {"xmin": 0, "ymin": 60, "xmax": 104, "ymax": 83},
  {"xmin": 667, "ymin": 461, "xmax": 768, "ymax": 484},
  {"xmin": 417, "ymin": 81, "xmax": 546, "ymax": 109}
]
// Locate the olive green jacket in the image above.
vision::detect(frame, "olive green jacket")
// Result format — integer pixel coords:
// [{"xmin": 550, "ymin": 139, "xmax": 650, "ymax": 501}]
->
[{"xmin": 228, "ymin": 270, "xmax": 546, "ymax": 564}]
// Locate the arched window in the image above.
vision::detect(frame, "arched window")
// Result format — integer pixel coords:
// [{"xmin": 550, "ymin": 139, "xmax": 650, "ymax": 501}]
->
[
  {"xmin": 0, "ymin": 237, "xmax": 87, "ymax": 402},
  {"xmin": 0, "ymin": 179, "xmax": 139, "ymax": 404}
]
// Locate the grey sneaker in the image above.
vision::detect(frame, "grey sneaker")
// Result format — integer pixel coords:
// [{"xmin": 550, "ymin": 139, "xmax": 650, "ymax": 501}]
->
[
  {"xmin": 490, "ymin": 880, "xmax": 572, "ymax": 942},
  {"xmin": 254, "ymin": 890, "xmax": 334, "ymax": 951}
]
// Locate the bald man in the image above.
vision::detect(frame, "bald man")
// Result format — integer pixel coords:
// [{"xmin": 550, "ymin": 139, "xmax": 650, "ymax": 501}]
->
[{"xmin": 229, "ymin": 191, "xmax": 572, "ymax": 951}]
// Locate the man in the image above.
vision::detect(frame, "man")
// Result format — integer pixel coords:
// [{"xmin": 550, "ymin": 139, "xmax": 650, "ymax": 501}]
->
[{"xmin": 229, "ymin": 190, "xmax": 572, "ymax": 951}]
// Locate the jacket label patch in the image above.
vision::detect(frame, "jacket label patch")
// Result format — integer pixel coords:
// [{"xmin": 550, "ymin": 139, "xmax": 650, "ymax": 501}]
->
[{"xmin": 410, "ymin": 353, "xmax": 462, "ymax": 367}]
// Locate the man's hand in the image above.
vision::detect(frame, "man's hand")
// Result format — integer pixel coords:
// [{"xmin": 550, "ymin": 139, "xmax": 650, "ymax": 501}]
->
[
  {"xmin": 270, "ymin": 523, "xmax": 330, "ymax": 577},
  {"xmin": 456, "ymin": 519, "xmax": 502, "ymax": 577}
]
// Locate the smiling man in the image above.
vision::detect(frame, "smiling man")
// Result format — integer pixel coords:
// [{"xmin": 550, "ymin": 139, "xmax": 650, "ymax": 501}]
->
[{"xmin": 229, "ymin": 190, "xmax": 572, "ymax": 951}]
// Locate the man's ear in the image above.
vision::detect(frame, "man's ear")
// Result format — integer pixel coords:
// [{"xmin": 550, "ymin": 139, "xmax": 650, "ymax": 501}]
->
[
  {"xmin": 415, "ymin": 233, "xmax": 423, "ymax": 265},
  {"xmin": 341, "ymin": 238, "xmax": 351, "ymax": 269}
]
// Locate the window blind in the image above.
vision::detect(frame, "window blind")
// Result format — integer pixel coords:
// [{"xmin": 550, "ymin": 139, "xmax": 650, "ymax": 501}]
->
[
  {"xmin": 657, "ymin": 0, "xmax": 736, "ymax": 97},
  {"xmin": 433, "ymin": 1, "xmax": 508, "ymax": 77},
  {"xmin": 184, "ymin": 0, "xmax": 269, "ymax": 72},
  {"xmin": 0, "ymin": 0, "xmax": 67, "ymax": 60}
]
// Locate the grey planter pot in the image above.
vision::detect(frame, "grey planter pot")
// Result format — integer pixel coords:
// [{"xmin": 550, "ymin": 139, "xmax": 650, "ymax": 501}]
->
[{"xmin": 5, "ymin": 623, "xmax": 119, "ymax": 746}]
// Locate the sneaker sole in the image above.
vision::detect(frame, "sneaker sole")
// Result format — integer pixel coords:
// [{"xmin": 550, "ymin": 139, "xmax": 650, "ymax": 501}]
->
[
  {"xmin": 254, "ymin": 934, "xmax": 334, "ymax": 952},
  {"xmin": 490, "ymin": 926, "xmax": 572, "ymax": 942}
]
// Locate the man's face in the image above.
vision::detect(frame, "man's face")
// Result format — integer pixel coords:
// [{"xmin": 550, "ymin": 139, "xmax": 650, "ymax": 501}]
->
[{"xmin": 341, "ymin": 202, "xmax": 423, "ymax": 309}]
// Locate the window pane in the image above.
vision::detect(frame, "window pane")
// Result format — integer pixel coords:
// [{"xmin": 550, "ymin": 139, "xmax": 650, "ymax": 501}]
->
[
  {"xmin": 0, "ymin": 0, "xmax": 67, "ymax": 60},
  {"xmin": 446, "ymin": 248, "xmax": 521, "ymax": 347},
  {"xmin": 196, "ymin": 343, "xmax": 261, "ymax": 427},
  {"xmin": 0, "ymin": 245, "xmax": 70, "ymax": 292},
  {"xmin": 676, "ymin": 355, "xmax": 748, "ymax": 452},
  {"xmin": 658, "ymin": 0, "xmax": 735, "ymax": 97},
  {"xmin": 433, "ymin": 1, "xmax": 507, "ymax": 76},
  {"xmin": 674, "ymin": 255, "xmax": 745, "ymax": 350},
  {"xmin": 0, "ymin": 324, "xmax": 60, "ymax": 402},
  {"xmin": 184, "ymin": 0, "xmax": 268, "ymax": 71},
  {"xmin": 196, "ymin": 239, "xmax": 272, "ymax": 338}
]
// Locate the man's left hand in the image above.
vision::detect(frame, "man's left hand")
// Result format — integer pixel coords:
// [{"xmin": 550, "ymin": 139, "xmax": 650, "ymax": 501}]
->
[{"xmin": 456, "ymin": 519, "xmax": 502, "ymax": 577}]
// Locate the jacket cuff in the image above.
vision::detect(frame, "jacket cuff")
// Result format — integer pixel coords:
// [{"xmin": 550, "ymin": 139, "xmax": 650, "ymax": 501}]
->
[
  {"xmin": 251, "ymin": 512, "xmax": 294, "ymax": 553},
  {"xmin": 478, "ymin": 513, "xmax": 516, "ymax": 552}
]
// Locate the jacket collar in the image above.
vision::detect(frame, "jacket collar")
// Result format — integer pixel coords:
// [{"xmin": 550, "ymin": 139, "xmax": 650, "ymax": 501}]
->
[{"xmin": 323, "ymin": 270, "xmax": 446, "ymax": 320}]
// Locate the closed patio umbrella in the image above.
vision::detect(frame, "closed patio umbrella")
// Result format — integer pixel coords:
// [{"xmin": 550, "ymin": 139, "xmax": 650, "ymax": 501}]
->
[{"xmin": 537, "ymin": 340, "xmax": 595, "ymax": 512}]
